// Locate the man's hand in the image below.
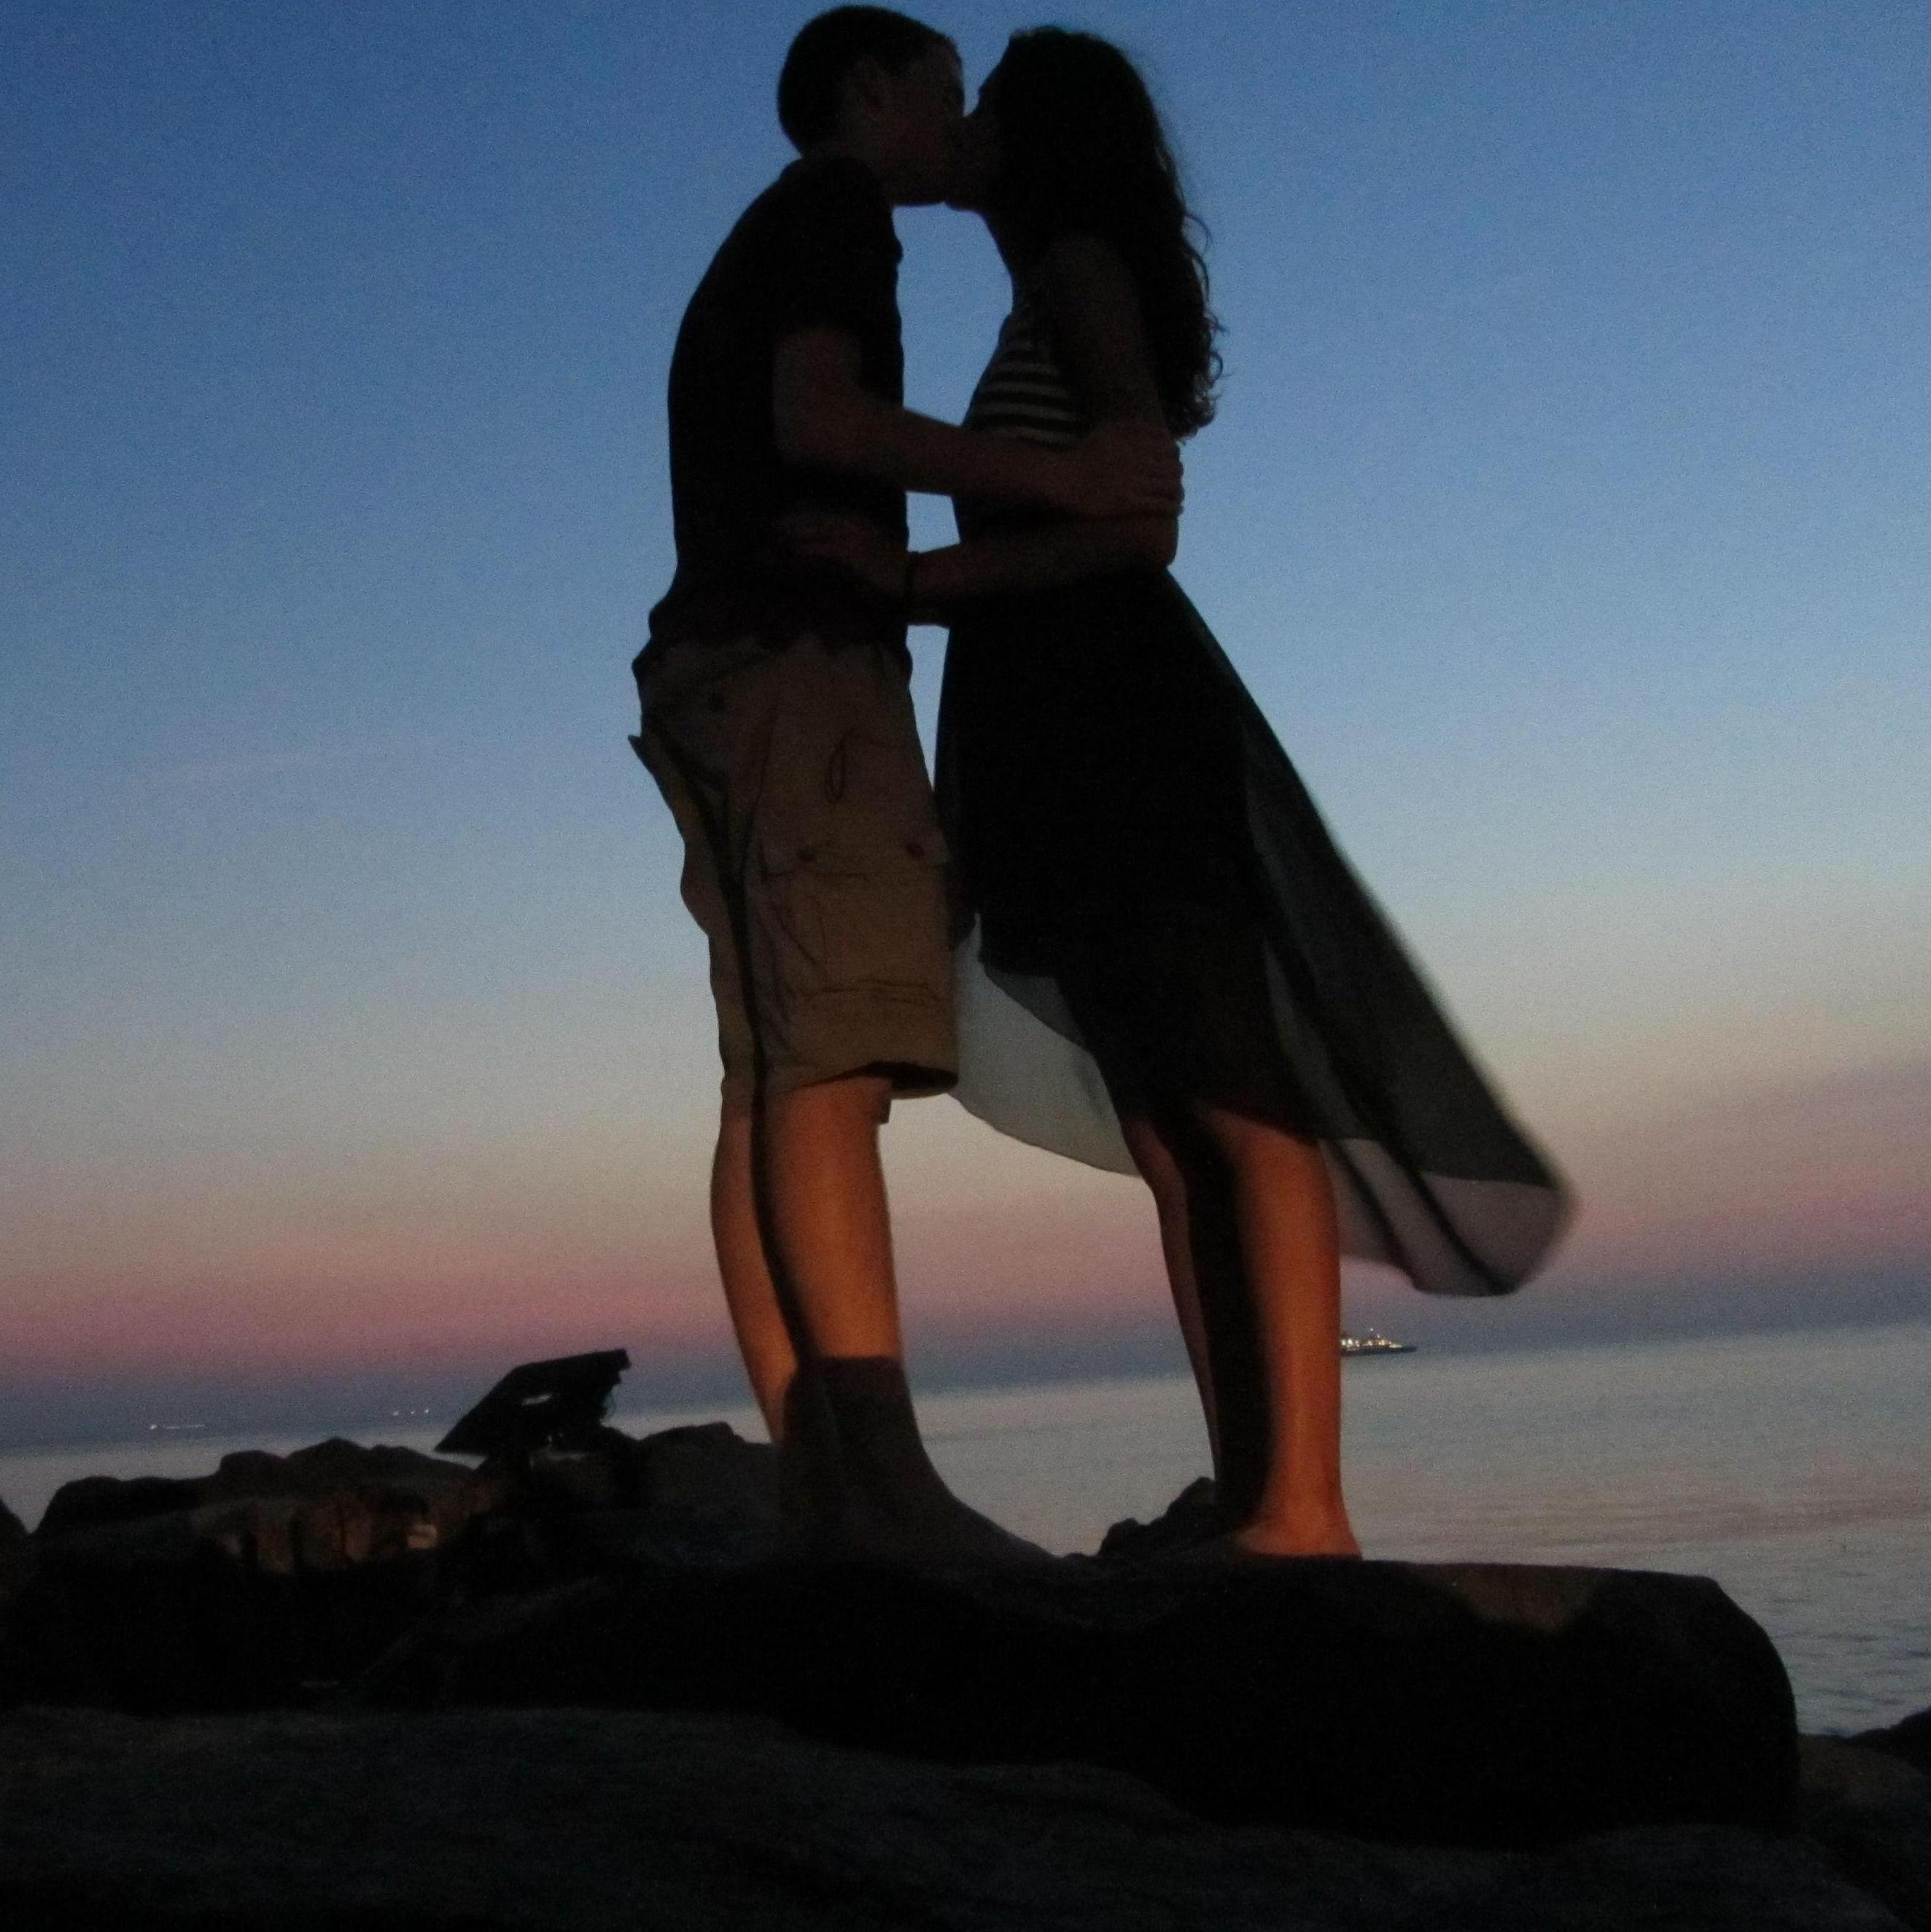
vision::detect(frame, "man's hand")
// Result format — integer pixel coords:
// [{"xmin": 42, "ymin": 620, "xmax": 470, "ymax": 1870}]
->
[
  {"xmin": 779, "ymin": 509, "xmax": 909, "ymax": 604},
  {"xmin": 1051, "ymin": 419, "xmax": 1184, "ymax": 521}
]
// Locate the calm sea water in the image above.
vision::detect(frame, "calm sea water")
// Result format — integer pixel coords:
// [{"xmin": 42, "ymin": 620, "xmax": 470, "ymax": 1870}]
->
[{"xmin": 4, "ymin": 1322, "xmax": 1925, "ymax": 1735}]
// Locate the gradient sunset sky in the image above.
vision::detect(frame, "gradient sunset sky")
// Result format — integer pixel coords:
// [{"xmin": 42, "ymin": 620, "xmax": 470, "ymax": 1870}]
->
[{"xmin": 4, "ymin": 0, "xmax": 1927, "ymax": 1446}]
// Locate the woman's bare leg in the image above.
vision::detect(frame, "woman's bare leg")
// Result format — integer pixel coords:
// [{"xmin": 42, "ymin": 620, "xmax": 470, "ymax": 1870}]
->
[
  {"xmin": 1115, "ymin": 1106, "xmax": 1278, "ymax": 1526},
  {"xmin": 1192, "ymin": 1104, "xmax": 1359, "ymax": 1556},
  {"xmin": 1117, "ymin": 1111, "xmax": 1224, "ymax": 1475}
]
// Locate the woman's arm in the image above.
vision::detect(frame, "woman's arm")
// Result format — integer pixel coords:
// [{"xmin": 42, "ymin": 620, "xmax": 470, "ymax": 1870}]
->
[
  {"xmin": 787, "ymin": 233, "xmax": 1183, "ymax": 615},
  {"xmin": 900, "ymin": 514, "xmax": 1174, "ymax": 616},
  {"xmin": 774, "ymin": 330, "xmax": 1179, "ymax": 521},
  {"xmin": 916, "ymin": 233, "xmax": 1181, "ymax": 610}
]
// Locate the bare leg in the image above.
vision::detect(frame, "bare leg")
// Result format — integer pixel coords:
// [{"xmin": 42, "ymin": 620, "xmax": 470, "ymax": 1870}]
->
[
  {"xmin": 1115, "ymin": 1110, "xmax": 1272, "ymax": 1515},
  {"xmin": 742, "ymin": 1071, "xmax": 1043, "ymax": 1563},
  {"xmin": 710, "ymin": 1097, "xmax": 795, "ymax": 1439},
  {"xmin": 1117, "ymin": 1111, "xmax": 1223, "ymax": 1473},
  {"xmin": 1193, "ymin": 1105, "xmax": 1359, "ymax": 1556},
  {"xmin": 755, "ymin": 1074, "xmax": 904, "ymax": 1359},
  {"xmin": 708, "ymin": 1095, "xmax": 850, "ymax": 1536}
]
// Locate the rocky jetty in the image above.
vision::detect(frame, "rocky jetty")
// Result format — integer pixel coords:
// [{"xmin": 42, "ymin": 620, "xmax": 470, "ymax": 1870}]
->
[{"xmin": 1, "ymin": 1362, "xmax": 1926, "ymax": 1929}]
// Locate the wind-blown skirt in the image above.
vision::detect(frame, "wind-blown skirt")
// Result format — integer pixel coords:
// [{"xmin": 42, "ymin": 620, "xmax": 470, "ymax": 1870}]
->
[{"xmin": 935, "ymin": 567, "xmax": 1570, "ymax": 1297}]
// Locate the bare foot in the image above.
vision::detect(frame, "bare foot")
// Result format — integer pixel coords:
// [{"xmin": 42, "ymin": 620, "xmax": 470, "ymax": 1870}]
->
[
  {"xmin": 834, "ymin": 1491, "xmax": 1056, "ymax": 1569},
  {"xmin": 1226, "ymin": 1514, "xmax": 1362, "ymax": 1559},
  {"xmin": 788, "ymin": 1479, "xmax": 1054, "ymax": 1569}
]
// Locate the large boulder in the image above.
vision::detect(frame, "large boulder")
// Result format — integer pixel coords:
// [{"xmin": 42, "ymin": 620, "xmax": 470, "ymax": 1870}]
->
[
  {"xmin": 363, "ymin": 1553, "xmax": 1799, "ymax": 1848},
  {"xmin": 0, "ymin": 1704, "xmax": 1909, "ymax": 1932}
]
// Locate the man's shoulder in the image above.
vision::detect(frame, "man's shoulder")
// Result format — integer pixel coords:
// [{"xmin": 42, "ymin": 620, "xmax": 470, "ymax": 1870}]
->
[
  {"xmin": 721, "ymin": 155, "xmax": 898, "ymax": 264},
  {"xmin": 670, "ymin": 156, "xmax": 901, "ymax": 369}
]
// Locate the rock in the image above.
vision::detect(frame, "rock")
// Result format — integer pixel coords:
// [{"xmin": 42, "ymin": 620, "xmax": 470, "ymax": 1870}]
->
[
  {"xmin": 0, "ymin": 1704, "xmax": 1908, "ymax": 1931},
  {"xmin": 36, "ymin": 1474, "xmax": 202, "ymax": 1541},
  {"xmin": 1805, "ymin": 1734, "xmax": 1931, "ymax": 1931},
  {"xmin": 569, "ymin": 1421, "xmax": 783, "ymax": 1566},
  {"xmin": 12, "ymin": 1441, "xmax": 508, "ymax": 1712},
  {"xmin": 1865, "ymin": 1707, "xmax": 1931, "ymax": 1780},
  {"xmin": 1099, "ymin": 1473, "xmax": 1224, "ymax": 1559},
  {"xmin": 1, "ymin": 1424, "xmax": 778, "ymax": 1712},
  {"xmin": 35, "ymin": 1440, "xmax": 491, "ymax": 1547},
  {"xmin": 365, "ymin": 1553, "xmax": 1799, "ymax": 1848},
  {"xmin": 0, "ymin": 1421, "xmax": 1829, "ymax": 1856},
  {"xmin": 200, "ymin": 1438, "xmax": 483, "ymax": 1504},
  {"xmin": 1806, "ymin": 1738, "xmax": 1931, "ymax": 1814},
  {"xmin": 0, "ymin": 1500, "xmax": 26, "ymax": 1590},
  {"xmin": 0, "ymin": 1500, "xmax": 29, "ymax": 1676}
]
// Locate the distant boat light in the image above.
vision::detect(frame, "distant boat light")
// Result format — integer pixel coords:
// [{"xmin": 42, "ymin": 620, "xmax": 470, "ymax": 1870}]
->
[{"xmin": 1339, "ymin": 1329, "xmax": 1415, "ymax": 1357}]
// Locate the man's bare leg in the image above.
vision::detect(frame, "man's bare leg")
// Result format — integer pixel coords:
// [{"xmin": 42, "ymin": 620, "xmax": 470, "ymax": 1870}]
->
[
  {"xmin": 710, "ymin": 1098, "xmax": 851, "ymax": 1536},
  {"xmin": 710, "ymin": 1098, "xmax": 796, "ymax": 1437},
  {"xmin": 713, "ymin": 1071, "xmax": 1041, "ymax": 1561}
]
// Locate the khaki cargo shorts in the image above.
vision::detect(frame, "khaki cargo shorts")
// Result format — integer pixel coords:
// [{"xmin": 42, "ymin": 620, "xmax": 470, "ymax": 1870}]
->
[{"xmin": 632, "ymin": 632, "xmax": 957, "ymax": 1106}]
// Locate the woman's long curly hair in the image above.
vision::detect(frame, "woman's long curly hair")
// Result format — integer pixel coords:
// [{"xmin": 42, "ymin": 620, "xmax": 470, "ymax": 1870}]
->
[{"xmin": 979, "ymin": 28, "xmax": 1221, "ymax": 436}]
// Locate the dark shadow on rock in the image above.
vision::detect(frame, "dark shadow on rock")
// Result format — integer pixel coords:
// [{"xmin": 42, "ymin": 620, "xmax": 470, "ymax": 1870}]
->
[
  {"xmin": 359, "ymin": 1552, "xmax": 1800, "ymax": 1849},
  {"xmin": 0, "ymin": 1706, "xmax": 1907, "ymax": 1932}
]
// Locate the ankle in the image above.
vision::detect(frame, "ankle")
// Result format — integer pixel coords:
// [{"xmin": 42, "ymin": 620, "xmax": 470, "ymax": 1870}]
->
[{"xmin": 813, "ymin": 1356, "xmax": 950, "ymax": 1509}]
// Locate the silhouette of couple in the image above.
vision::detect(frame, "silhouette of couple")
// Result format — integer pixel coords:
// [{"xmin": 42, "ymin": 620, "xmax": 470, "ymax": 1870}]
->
[{"xmin": 634, "ymin": 8, "xmax": 1567, "ymax": 1565}]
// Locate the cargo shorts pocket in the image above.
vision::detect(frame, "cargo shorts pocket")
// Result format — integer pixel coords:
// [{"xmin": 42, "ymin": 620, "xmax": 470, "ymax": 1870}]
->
[{"xmin": 756, "ymin": 810, "xmax": 949, "ymax": 1000}]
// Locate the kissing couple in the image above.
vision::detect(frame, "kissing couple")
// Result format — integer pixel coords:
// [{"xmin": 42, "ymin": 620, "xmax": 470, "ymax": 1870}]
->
[{"xmin": 632, "ymin": 7, "xmax": 1567, "ymax": 1567}]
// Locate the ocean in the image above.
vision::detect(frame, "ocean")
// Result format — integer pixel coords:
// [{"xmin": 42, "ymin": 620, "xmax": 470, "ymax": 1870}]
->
[{"xmin": 4, "ymin": 1320, "xmax": 1925, "ymax": 1736}]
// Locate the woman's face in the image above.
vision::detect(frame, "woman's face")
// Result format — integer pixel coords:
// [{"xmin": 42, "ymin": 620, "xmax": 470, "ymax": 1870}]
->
[{"xmin": 944, "ymin": 79, "xmax": 1003, "ymax": 213}]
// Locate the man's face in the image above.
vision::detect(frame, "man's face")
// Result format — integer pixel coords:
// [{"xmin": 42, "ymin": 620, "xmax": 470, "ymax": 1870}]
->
[{"xmin": 871, "ymin": 42, "xmax": 967, "ymax": 204}]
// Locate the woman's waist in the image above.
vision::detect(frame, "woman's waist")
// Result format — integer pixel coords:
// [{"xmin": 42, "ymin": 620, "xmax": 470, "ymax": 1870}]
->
[{"xmin": 946, "ymin": 564, "xmax": 1186, "ymax": 639}]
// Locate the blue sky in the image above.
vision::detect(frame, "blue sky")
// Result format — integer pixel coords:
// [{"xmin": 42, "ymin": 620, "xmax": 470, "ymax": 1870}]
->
[{"xmin": 3, "ymin": 0, "xmax": 1927, "ymax": 1442}]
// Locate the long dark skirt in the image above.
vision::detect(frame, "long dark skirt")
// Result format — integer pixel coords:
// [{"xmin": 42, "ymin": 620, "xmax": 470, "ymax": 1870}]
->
[{"xmin": 935, "ymin": 567, "xmax": 1570, "ymax": 1297}]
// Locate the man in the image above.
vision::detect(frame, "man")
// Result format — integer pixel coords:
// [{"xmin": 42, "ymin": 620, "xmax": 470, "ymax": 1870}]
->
[{"xmin": 634, "ymin": 7, "xmax": 1179, "ymax": 1559}]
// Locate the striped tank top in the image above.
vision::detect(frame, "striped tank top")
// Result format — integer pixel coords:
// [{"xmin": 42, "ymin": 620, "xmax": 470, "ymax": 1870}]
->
[{"xmin": 959, "ymin": 295, "xmax": 1086, "ymax": 536}]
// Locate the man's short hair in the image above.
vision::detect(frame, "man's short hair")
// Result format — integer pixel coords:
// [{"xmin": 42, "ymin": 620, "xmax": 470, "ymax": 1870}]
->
[{"xmin": 777, "ymin": 7, "xmax": 952, "ymax": 150}]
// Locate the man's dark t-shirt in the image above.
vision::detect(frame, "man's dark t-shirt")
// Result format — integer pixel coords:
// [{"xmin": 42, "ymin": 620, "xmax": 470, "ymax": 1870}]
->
[{"xmin": 645, "ymin": 155, "xmax": 906, "ymax": 658}]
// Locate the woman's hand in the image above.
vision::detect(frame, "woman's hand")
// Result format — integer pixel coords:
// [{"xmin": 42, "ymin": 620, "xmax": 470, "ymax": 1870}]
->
[{"xmin": 778, "ymin": 510, "xmax": 909, "ymax": 604}]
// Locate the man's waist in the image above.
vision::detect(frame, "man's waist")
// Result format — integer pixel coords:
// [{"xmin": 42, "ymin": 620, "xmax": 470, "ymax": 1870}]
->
[{"xmin": 645, "ymin": 570, "xmax": 906, "ymax": 656}]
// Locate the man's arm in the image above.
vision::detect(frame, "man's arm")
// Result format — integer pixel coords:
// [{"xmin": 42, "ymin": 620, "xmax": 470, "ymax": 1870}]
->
[
  {"xmin": 772, "ymin": 329, "xmax": 1180, "ymax": 521},
  {"xmin": 785, "ymin": 234, "xmax": 1184, "ymax": 611}
]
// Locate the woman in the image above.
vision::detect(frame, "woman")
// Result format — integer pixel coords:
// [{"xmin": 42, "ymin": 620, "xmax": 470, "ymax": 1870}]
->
[{"xmin": 793, "ymin": 29, "xmax": 1569, "ymax": 1557}]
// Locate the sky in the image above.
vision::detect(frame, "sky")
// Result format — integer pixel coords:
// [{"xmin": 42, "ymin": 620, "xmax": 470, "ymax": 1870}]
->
[{"xmin": 4, "ymin": 0, "xmax": 1927, "ymax": 1447}]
